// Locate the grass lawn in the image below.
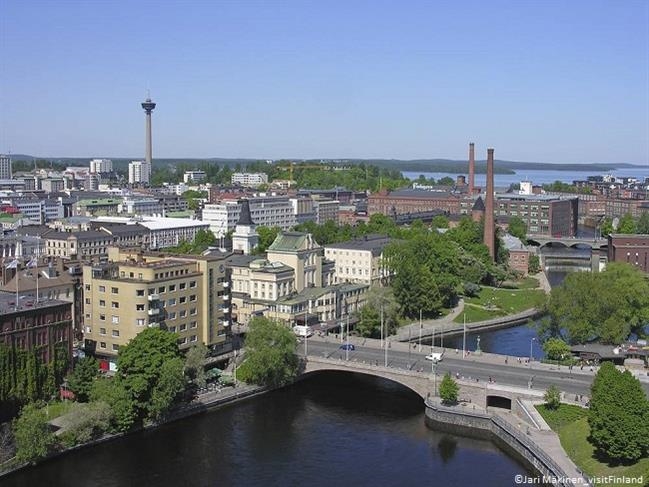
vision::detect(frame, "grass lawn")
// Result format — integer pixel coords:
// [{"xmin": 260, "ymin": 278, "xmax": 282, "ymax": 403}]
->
[
  {"xmin": 536, "ymin": 404, "xmax": 649, "ymax": 486},
  {"xmin": 454, "ymin": 286, "xmax": 547, "ymax": 323},
  {"xmin": 515, "ymin": 276, "xmax": 541, "ymax": 290},
  {"xmin": 44, "ymin": 400, "xmax": 75, "ymax": 420}
]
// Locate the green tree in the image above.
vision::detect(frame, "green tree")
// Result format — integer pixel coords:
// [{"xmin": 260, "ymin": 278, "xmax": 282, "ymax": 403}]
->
[
  {"xmin": 356, "ymin": 287, "xmax": 400, "ymax": 338},
  {"xmin": 617, "ymin": 213, "xmax": 636, "ymax": 234},
  {"xmin": 543, "ymin": 263, "xmax": 649, "ymax": 344},
  {"xmin": 255, "ymin": 226, "xmax": 281, "ymax": 254},
  {"xmin": 67, "ymin": 357, "xmax": 98, "ymax": 403},
  {"xmin": 507, "ymin": 216, "xmax": 527, "ymax": 240},
  {"xmin": 242, "ymin": 317, "xmax": 299, "ymax": 387},
  {"xmin": 542, "ymin": 338, "xmax": 571, "ymax": 361},
  {"xmin": 90, "ymin": 377, "xmax": 136, "ymax": 433},
  {"xmin": 431, "ymin": 215, "xmax": 449, "ymax": 229},
  {"xmin": 589, "ymin": 362, "xmax": 649, "ymax": 462},
  {"xmin": 184, "ymin": 343, "xmax": 208, "ymax": 389},
  {"xmin": 528, "ymin": 254, "xmax": 540, "ymax": 274},
  {"xmin": 12, "ymin": 403, "xmax": 56, "ymax": 463},
  {"xmin": 599, "ymin": 217, "xmax": 614, "ymax": 237},
  {"xmin": 543, "ymin": 385, "xmax": 561, "ymax": 410},
  {"xmin": 439, "ymin": 373, "xmax": 459, "ymax": 405},
  {"xmin": 636, "ymin": 212, "xmax": 649, "ymax": 234},
  {"xmin": 59, "ymin": 401, "xmax": 112, "ymax": 448},
  {"xmin": 116, "ymin": 328, "xmax": 185, "ymax": 423}
]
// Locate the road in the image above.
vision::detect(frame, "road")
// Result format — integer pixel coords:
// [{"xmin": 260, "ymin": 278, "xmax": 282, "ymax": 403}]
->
[{"xmin": 299, "ymin": 337, "xmax": 649, "ymax": 398}]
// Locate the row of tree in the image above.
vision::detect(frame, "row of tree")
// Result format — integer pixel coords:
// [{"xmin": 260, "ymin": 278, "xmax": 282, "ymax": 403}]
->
[{"xmin": 600, "ymin": 213, "xmax": 649, "ymax": 236}]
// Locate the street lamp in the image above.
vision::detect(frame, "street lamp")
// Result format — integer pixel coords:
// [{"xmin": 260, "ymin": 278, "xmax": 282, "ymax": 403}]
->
[{"xmin": 530, "ymin": 337, "xmax": 536, "ymax": 364}]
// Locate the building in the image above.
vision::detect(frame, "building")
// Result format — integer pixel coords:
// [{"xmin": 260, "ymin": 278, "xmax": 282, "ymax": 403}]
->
[
  {"xmin": 128, "ymin": 160, "xmax": 151, "ymax": 185},
  {"xmin": 82, "ymin": 247, "xmax": 230, "ymax": 362},
  {"xmin": 45, "ymin": 230, "xmax": 114, "ymax": 259},
  {"xmin": 0, "ymin": 292, "xmax": 73, "ymax": 366},
  {"xmin": 119, "ymin": 196, "xmax": 164, "ymax": 216},
  {"xmin": 202, "ymin": 196, "xmax": 296, "ymax": 237},
  {"xmin": 8, "ymin": 197, "xmax": 64, "ymax": 224},
  {"xmin": 607, "ymin": 234, "xmax": 649, "ymax": 274},
  {"xmin": 40, "ymin": 178, "xmax": 66, "ymax": 193},
  {"xmin": 323, "ymin": 235, "xmax": 392, "ymax": 286},
  {"xmin": 502, "ymin": 234, "xmax": 531, "ymax": 276},
  {"xmin": 0, "ymin": 155, "xmax": 12, "ymax": 180},
  {"xmin": 231, "ymin": 200, "xmax": 258, "ymax": 255},
  {"xmin": 184, "ymin": 170, "xmax": 207, "ymax": 183},
  {"xmin": 312, "ymin": 197, "xmax": 340, "ymax": 224},
  {"xmin": 231, "ymin": 172, "xmax": 269, "ymax": 188},
  {"xmin": 494, "ymin": 194, "xmax": 578, "ymax": 237},
  {"xmin": 74, "ymin": 198, "xmax": 122, "ymax": 217},
  {"xmin": 89, "ymin": 159, "xmax": 113, "ymax": 174},
  {"xmin": 367, "ymin": 188, "xmax": 462, "ymax": 217},
  {"xmin": 289, "ymin": 197, "xmax": 317, "ymax": 224}
]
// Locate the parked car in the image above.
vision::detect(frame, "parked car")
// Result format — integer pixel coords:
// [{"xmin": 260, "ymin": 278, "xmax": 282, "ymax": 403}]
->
[
  {"xmin": 340, "ymin": 343, "xmax": 355, "ymax": 351},
  {"xmin": 425, "ymin": 352, "xmax": 444, "ymax": 362}
]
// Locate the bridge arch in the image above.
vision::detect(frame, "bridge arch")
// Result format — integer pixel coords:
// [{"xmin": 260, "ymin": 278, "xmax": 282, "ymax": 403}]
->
[{"xmin": 486, "ymin": 395, "xmax": 512, "ymax": 410}]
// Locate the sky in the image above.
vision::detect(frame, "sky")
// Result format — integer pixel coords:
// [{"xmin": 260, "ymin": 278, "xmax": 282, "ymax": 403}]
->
[{"xmin": 0, "ymin": 0, "xmax": 648, "ymax": 164}]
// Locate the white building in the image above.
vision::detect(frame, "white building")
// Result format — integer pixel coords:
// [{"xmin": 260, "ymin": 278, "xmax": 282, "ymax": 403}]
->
[
  {"xmin": 9, "ymin": 198, "xmax": 64, "ymax": 224},
  {"xmin": 89, "ymin": 158, "xmax": 113, "ymax": 174},
  {"xmin": 202, "ymin": 196, "xmax": 296, "ymax": 237},
  {"xmin": 0, "ymin": 155, "xmax": 12, "ymax": 180},
  {"xmin": 323, "ymin": 235, "xmax": 393, "ymax": 286},
  {"xmin": 184, "ymin": 170, "xmax": 207, "ymax": 183},
  {"xmin": 312, "ymin": 197, "xmax": 340, "ymax": 224},
  {"xmin": 128, "ymin": 160, "xmax": 151, "ymax": 185},
  {"xmin": 119, "ymin": 197, "xmax": 164, "ymax": 216},
  {"xmin": 231, "ymin": 172, "xmax": 268, "ymax": 188}
]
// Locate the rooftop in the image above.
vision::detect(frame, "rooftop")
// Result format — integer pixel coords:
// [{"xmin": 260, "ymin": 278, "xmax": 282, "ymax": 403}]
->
[
  {"xmin": 268, "ymin": 232, "xmax": 312, "ymax": 252},
  {"xmin": 383, "ymin": 189, "xmax": 458, "ymax": 199},
  {"xmin": 324, "ymin": 234, "xmax": 391, "ymax": 256},
  {"xmin": 0, "ymin": 291, "xmax": 71, "ymax": 317}
]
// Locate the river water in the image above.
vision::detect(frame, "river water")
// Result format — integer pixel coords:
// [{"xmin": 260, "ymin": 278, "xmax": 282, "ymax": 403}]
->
[{"xmin": 3, "ymin": 373, "xmax": 529, "ymax": 487}]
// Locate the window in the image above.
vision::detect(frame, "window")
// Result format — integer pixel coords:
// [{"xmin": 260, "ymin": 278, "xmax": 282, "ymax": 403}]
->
[
  {"xmin": 99, "ymin": 300, "xmax": 106, "ymax": 307},
  {"xmin": 168, "ymin": 312, "xmax": 177, "ymax": 320},
  {"xmin": 99, "ymin": 314, "xmax": 106, "ymax": 321},
  {"xmin": 179, "ymin": 296, "xmax": 186, "ymax": 304},
  {"xmin": 179, "ymin": 310, "xmax": 187, "ymax": 318},
  {"xmin": 168, "ymin": 298, "xmax": 177, "ymax": 306},
  {"xmin": 136, "ymin": 289, "xmax": 145, "ymax": 296},
  {"xmin": 169, "ymin": 326, "xmax": 177, "ymax": 332},
  {"xmin": 136, "ymin": 318, "xmax": 146, "ymax": 326},
  {"xmin": 100, "ymin": 327, "xmax": 106, "ymax": 335},
  {"xmin": 189, "ymin": 295, "xmax": 196, "ymax": 302},
  {"xmin": 180, "ymin": 283, "xmax": 186, "ymax": 290},
  {"xmin": 159, "ymin": 286, "xmax": 166, "ymax": 293},
  {"xmin": 100, "ymin": 342, "xmax": 106, "ymax": 349},
  {"xmin": 178, "ymin": 337, "xmax": 187, "ymax": 345},
  {"xmin": 112, "ymin": 330, "xmax": 120, "ymax": 337},
  {"xmin": 85, "ymin": 284, "xmax": 91, "ymax": 291},
  {"xmin": 111, "ymin": 287, "xmax": 119, "ymax": 294},
  {"xmin": 148, "ymin": 288, "xmax": 155, "ymax": 295},
  {"xmin": 98, "ymin": 285, "xmax": 106, "ymax": 292},
  {"xmin": 85, "ymin": 326, "xmax": 92, "ymax": 333},
  {"xmin": 190, "ymin": 321, "xmax": 197, "ymax": 329},
  {"xmin": 136, "ymin": 304, "xmax": 145, "ymax": 311},
  {"xmin": 111, "ymin": 316, "xmax": 119, "ymax": 324},
  {"xmin": 169, "ymin": 284, "xmax": 176, "ymax": 292},
  {"xmin": 190, "ymin": 335, "xmax": 197, "ymax": 342},
  {"xmin": 190, "ymin": 308, "xmax": 197, "ymax": 316},
  {"xmin": 112, "ymin": 344, "xmax": 119, "ymax": 351},
  {"xmin": 85, "ymin": 298, "xmax": 91, "ymax": 304},
  {"xmin": 189, "ymin": 281, "xmax": 196, "ymax": 288},
  {"xmin": 180, "ymin": 324, "xmax": 187, "ymax": 331},
  {"xmin": 111, "ymin": 302, "xmax": 119, "ymax": 309}
]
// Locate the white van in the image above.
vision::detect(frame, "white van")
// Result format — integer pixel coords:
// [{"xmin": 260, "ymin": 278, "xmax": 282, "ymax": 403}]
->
[{"xmin": 293, "ymin": 325, "xmax": 313, "ymax": 338}]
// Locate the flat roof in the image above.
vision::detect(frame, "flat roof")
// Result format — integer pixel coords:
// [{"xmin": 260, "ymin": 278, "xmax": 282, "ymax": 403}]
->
[{"xmin": 0, "ymin": 291, "xmax": 71, "ymax": 316}]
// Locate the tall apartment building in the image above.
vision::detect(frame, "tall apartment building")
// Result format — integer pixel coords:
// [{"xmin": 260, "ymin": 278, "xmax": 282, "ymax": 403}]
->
[
  {"xmin": 202, "ymin": 196, "xmax": 296, "ymax": 237},
  {"xmin": 82, "ymin": 247, "xmax": 231, "ymax": 363},
  {"xmin": 231, "ymin": 172, "xmax": 268, "ymax": 187},
  {"xmin": 183, "ymin": 170, "xmax": 207, "ymax": 183},
  {"xmin": 128, "ymin": 160, "xmax": 151, "ymax": 185},
  {"xmin": 0, "ymin": 154, "xmax": 12, "ymax": 180},
  {"xmin": 494, "ymin": 194, "xmax": 578, "ymax": 237},
  {"xmin": 89, "ymin": 158, "xmax": 113, "ymax": 174}
]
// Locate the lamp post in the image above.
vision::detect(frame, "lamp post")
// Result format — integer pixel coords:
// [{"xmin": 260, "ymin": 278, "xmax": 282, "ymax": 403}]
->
[
  {"xmin": 418, "ymin": 309, "xmax": 422, "ymax": 352},
  {"xmin": 462, "ymin": 313, "xmax": 467, "ymax": 358},
  {"xmin": 233, "ymin": 349, "xmax": 238, "ymax": 386},
  {"xmin": 346, "ymin": 314, "xmax": 350, "ymax": 361},
  {"xmin": 530, "ymin": 337, "xmax": 536, "ymax": 364}
]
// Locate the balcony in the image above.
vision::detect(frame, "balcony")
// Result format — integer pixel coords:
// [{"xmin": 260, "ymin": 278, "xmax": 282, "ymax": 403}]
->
[
  {"xmin": 148, "ymin": 308, "xmax": 160, "ymax": 316},
  {"xmin": 148, "ymin": 293, "xmax": 160, "ymax": 301},
  {"xmin": 220, "ymin": 307, "xmax": 230, "ymax": 314},
  {"xmin": 222, "ymin": 294, "xmax": 230, "ymax": 301},
  {"xmin": 222, "ymin": 281, "xmax": 230, "ymax": 288},
  {"xmin": 220, "ymin": 319, "xmax": 230, "ymax": 327}
]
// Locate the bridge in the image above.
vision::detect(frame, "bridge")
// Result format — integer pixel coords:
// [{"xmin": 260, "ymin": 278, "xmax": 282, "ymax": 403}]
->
[{"xmin": 527, "ymin": 235, "xmax": 607, "ymax": 250}]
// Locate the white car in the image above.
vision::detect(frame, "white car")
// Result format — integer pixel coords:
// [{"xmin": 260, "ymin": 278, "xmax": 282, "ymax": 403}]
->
[{"xmin": 425, "ymin": 352, "xmax": 444, "ymax": 362}]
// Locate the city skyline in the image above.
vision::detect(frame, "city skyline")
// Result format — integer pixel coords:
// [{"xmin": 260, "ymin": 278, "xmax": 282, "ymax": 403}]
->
[{"xmin": 1, "ymin": 1, "xmax": 648, "ymax": 164}]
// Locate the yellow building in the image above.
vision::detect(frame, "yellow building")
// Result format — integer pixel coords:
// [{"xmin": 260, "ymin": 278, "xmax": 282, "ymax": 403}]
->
[{"xmin": 82, "ymin": 247, "xmax": 230, "ymax": 361}]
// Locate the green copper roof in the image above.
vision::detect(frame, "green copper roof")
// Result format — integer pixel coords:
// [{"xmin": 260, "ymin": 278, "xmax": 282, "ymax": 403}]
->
[{"xmin": 267, "ymin": 232, "xmax": 309, "ymax": 252}]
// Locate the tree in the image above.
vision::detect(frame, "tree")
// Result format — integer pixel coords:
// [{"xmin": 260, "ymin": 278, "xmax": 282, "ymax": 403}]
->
[
  {"xmin": 59, "ymin": 401, "xmax": 112, "ymax": 448},
  {"xmin": 543, "ymin": 385, "xmax": 561, "ymax": 410},
  {"xmin": 67, "ymin": 357, "xmax": 98, "ymax": 403},
  {"xmin": 439, "ymin": 373, "xmax": 459, "ymax": 405},
  {"xmin": 543, "ymin": 263, "xmax": 649, "ymax": 344},
  {"xmin": 12, "ymin": 403, "xmax": 56, "ymax": 463},
  {"xmin": 636, "ymin": 212, "xmax": 649, "ymax": 234},
  {"xmin": 528, "ymin": 254, "xmax": 540, "ymax": 274},
  {"xmin": 507, "ymin": 217, "xmax": 527, "ymax": 240},
  {"xmin": 599, "ymin": 217, "xmax": 614, "ymax": 237},
  {"xmin": 90, "ymin": 377, "xmax": 136, "ymax": 433},
  {"xmin": 356, "ymin": 287, "xmax": 400, "ymax": 338},
  {"xmin": 542, "ymin": 338, "xmax": 571, "ymax": 361},
  {"xmin": 431, "ymin": 215, "xmax": 449, "ymax": 229},
  {"xmin": 116, "ymin": 328, "xmax": 185, "ymax": 423},
  {"xmin": 255, "ymin": 226, "xmax": 281, "ymax": 254},
  {"xmin": 184, "ymin": 343, "xmax": 208, "ymax": 389},
  {"xmin": 242, "ymin": 317, "xmax": 299, "ymax": 387},
  {"xmin": 617, "ymin": 213, "xmax": 636, "ymax": 234},
  {"xmin": 589, "ymin": 363, "xmax": 649, "ymax": 462}
]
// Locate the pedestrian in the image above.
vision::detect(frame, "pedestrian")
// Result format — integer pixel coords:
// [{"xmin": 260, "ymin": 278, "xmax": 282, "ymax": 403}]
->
[{"xmin": 505, "ymin": 357, "xmax": 508, "ymax": 364}]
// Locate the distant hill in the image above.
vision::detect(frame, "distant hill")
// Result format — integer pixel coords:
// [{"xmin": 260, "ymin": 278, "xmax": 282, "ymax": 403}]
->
[{"xmin": 6, "ymin": 154, "xmax": 643, "ymax": 174}]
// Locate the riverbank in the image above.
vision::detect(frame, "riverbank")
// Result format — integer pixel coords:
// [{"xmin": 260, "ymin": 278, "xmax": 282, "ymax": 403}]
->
[
  {"xmin": 424, "ymin": 399, "xmax": 587, "ymax": 487},
  {"xmin": 0, "ymin": 382, "xmax": 267, "ymax": 480}
]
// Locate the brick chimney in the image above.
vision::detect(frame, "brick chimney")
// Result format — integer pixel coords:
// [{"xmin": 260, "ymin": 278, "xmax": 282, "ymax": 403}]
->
[
  {"xmin": 468, "ymin": 142, "xmax": 475, "ymax": 195},
  {"xmin": 483, "ymin": 148, "xmax": 495, "ymax": 260}
]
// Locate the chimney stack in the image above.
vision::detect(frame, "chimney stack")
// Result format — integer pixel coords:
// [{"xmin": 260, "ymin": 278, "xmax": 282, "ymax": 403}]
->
[
  {"xmin": 483, "ymin": 148, "xmax": 495, "ymax": 260},
  {"xmin": 468, "ymin": 142, "xmax": 475, "ymax": 195}
]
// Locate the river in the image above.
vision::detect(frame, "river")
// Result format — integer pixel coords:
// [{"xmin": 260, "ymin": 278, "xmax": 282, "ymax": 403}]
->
[{"xmin": 2, "ymin": 373, "xmax": 531, "ymax": 487}]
